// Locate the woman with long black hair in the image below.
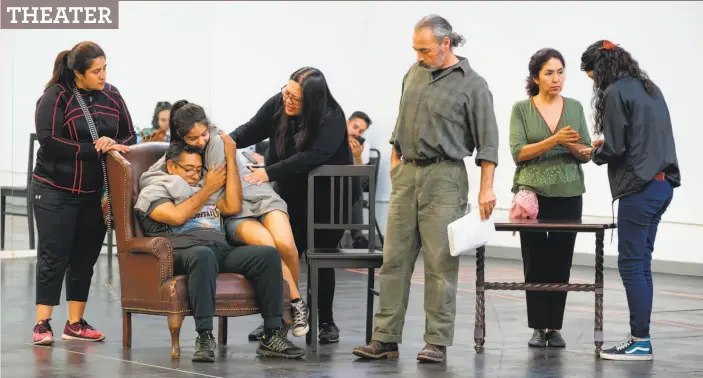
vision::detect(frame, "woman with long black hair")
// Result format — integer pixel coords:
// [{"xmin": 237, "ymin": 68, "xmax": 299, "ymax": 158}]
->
[
  {"xmin": 579, "ymin": 40, "xmax": 681, "ymax": 361},
  {"xmin": 509, "ymin": 48, "xmax": 591, "ymax": 349},
  {"xmin": 230, "ymin": 67, "xmax": 355, "ymax": 344},
  {"xmin": 32, "ymin": 41, "xmax": 136, "ymax": 345}
]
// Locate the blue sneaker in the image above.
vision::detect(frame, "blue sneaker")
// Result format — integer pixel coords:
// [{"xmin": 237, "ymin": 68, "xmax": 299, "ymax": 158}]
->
[{"xmin": 599, "ymin": 333, "xmax": 653, "ymax": 361}]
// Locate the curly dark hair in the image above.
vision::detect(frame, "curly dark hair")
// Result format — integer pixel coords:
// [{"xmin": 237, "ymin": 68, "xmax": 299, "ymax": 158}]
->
[
  {"xmin": 525, "ymin": 48, "xmax": 565, "ymax": 97},
  {"xmin": 580, "ymin": 40, "xmax": 657, "ymax": 135}
]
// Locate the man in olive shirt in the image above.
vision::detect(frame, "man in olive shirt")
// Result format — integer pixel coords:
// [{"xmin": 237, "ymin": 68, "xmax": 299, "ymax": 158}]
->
[{"xmin": 353, "ymin": 15, "xmax": 499, "ymax": 363}]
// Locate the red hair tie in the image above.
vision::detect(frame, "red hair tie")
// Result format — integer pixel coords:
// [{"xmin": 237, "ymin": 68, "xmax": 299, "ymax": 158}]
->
[{"xmin": 602, "ymin": 40, "xmax": 618, "ymax": 50}]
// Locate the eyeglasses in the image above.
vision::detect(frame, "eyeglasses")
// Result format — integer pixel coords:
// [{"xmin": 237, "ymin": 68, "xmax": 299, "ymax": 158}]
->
[
  {"xmin": 281, "ymin": 86, "xmax": 302, "ymax": 106},
  {"xmin": 175, "ymin": 162, "xmax": 205, "ymax": 177}
]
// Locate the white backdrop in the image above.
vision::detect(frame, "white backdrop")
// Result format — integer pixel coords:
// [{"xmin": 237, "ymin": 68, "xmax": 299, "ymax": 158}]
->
[{"xmin": 2, "ymin": 1, "xmax": 702, "ymax": 263}]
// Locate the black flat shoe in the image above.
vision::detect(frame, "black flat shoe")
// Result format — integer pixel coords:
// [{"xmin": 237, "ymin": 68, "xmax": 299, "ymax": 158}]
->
[
  {"xmin": 546, "ymin": 330, "xmax": 566, "ymax": 348},
  {"xmin": 528, "ymin": 329, "xmax": 547, "ymax": 348}
]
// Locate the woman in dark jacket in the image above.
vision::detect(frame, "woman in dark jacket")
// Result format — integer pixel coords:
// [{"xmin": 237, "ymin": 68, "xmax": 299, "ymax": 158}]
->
[
  {"xmin": 579, "ymin": 40, "xmax": 681, "ymax": 361},
  {"xmin": 230, "ymin": 67, "xmax": 355, "ymax": 344},
  {"xmin": 31, "ymin": 41, "xmax": 136, "ymax": 345}
]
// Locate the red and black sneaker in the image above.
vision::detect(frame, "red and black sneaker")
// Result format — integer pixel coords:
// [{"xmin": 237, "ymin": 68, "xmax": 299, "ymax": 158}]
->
[
  {"xmin": 61, "ymin": 319, "xmax": 105, "ymax": 342},
  {"xmin": 32, "ymin": 319, "xmax": 54, "ymax": 345}
]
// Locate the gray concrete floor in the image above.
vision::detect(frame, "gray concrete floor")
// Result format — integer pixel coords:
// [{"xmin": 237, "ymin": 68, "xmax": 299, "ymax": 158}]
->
[{"xmin": 1, "ymin": 214, "xmax": 703, "ymax": 377}]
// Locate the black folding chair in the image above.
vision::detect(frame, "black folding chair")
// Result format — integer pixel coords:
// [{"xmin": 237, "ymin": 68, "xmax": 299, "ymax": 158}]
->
[{"xmin": 304, "ymin": 164, "xmax": 383, "ymax": 353}]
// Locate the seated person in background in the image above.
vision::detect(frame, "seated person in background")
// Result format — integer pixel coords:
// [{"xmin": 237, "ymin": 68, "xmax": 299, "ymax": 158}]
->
[
  {"xmin": 135, "ymin": 142, "xmax": 306, "ymax": 362},
  {"xmin": 166, "ymin": 100, "xmax": 309, "ymax": 341},
  {"xmin": 141, "ymin": 101, "xmax": 172, "ymax": 142},
  {"xmin": 347, "ymin": 111, "xmax": 372, "ymax": 248}
]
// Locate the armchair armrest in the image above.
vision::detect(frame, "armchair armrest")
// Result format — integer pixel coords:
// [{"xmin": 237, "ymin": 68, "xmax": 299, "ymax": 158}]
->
[{"xmin": 123, "ymin": 236, "xmax": 175, "ymax": 285}]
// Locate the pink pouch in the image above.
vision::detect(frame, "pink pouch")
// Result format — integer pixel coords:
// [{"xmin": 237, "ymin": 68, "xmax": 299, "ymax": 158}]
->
[{"xmin": 509, "ymin": 190, "xmax": 539, "ymax": 235}]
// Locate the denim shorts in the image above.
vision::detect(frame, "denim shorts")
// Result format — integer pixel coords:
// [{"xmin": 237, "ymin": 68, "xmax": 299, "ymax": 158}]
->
[{"xmin": 224, "ymin": 215, "xmax": 265, "ymax": 242}]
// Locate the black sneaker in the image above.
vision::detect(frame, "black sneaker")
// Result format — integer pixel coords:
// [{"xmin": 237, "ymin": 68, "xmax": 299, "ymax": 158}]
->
[
  {"xmin": 257, "ymin": 329, "xmax": 306, "ymax": 359},
  {"xmin": 352, "ymin": 236, "xmax": 369, "ymax": 249},
  {"xmin": 291, "ymin": 300, "xmax": 309, "ymax": 337},
  {"xmin": 192, "ymin": 330, "xmax": 216, "ymax": 362},
  {"xmin": 248, "ymin": 324, "xmax": 264, "ymax": 341},
  {"xmin": 319, "ymin": 322, "xmax": 340, "ymax": 344},
  {"xmin": 528, "ymin": 329, "xmax": 547, "ymax": 348},
  {"xmin": 546, "ymin": 330, "xmax": 566, "ymax": 348}
]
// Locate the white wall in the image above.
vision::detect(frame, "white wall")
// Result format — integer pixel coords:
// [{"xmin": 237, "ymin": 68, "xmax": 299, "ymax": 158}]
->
[{"xmin": 2, "ymin": 1, "xmax": 702, "ymax": 264}]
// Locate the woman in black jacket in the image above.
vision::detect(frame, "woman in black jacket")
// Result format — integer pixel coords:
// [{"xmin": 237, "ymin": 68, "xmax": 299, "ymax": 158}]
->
[
  {"xmin": 579, "ymin": 40, "xmax": 680, "ymax": 361},
  {"xmin": 230, "ymin": 67, "xmax": 356, "ymax": 344},
  {"xmin": 31, "ymin": 41, "xmax": 136, "ymax": 345}
]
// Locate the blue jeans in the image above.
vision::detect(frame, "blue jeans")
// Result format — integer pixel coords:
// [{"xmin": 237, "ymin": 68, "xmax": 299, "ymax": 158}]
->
[{"xmin": 617, "ymin": 179, "xmax": 673, "ymax": 338}]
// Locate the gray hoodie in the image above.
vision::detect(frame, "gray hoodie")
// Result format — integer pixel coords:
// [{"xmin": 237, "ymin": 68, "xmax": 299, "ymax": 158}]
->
[{"xmin": 135, "ymin": 127, "xmax": 287, "ymax": 219}]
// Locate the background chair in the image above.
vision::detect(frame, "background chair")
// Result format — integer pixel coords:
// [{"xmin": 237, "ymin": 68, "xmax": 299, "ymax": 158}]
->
[
  {"xmin": 105, "ymin": 143, "xmax": 292, "ymax": 359},
  {"xmin": 1, "ymin": 133, "xmax": 37, "ymax": 251},
  {"xmin": 304, "ymin": 164, "xmax": 383, "ymax": 353},
  {"xmin": 0, "ymin": 132, "xmax": 113, "ymax": 256}
]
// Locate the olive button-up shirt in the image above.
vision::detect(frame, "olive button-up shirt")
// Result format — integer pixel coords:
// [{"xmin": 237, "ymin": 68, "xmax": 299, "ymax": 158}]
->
[{"xmin": 390, "ymin": 57, "xmax": 500, "ymax": 167}]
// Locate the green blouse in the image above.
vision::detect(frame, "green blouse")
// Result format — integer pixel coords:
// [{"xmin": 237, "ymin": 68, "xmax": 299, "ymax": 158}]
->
[{"xmin": 509, "ymin": 97, "xmax": 592, "ymax": 197}]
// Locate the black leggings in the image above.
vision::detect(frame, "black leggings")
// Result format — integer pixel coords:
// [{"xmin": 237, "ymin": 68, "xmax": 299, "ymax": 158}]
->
[
  {"xmin": 33, "ymin": 180, "xmax": 107, "ymax": 306},
  {"xmin": 174, "ymin": 243, "xmax": 284, "ymax": 332},
  {"xmin": 520, "ymin": 195, "xmax": 582, "ymax": 330}
]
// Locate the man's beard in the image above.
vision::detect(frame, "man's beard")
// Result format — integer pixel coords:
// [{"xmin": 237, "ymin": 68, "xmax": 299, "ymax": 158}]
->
[{"xmin": 419, "ymin": 50, "xmax": 446, "ymax": 72}]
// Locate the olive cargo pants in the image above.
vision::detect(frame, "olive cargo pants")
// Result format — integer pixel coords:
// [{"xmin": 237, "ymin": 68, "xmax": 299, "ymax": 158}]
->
[{"xmin": 372, "ymin": 160, "xmax": 468, "ymax": 346}]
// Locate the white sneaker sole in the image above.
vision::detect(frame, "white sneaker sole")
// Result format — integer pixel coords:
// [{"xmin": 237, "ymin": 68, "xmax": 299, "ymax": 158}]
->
[
  {"xmin": 599, "ymin": 352, "xmax": 653, "ymax": 361},
  {"xmin": 33, "ymin": 336, "xmax": 54, "ymax": 345},
  {"xmin": 62, "ymin": 333, "xmax": 105, "ymax": 342},
  {"xmin": 292, "ymin": 323, "xmax": 310, "ymax": 337}
]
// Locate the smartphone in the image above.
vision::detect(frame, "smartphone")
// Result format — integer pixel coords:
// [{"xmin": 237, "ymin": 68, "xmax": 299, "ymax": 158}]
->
[
  {"xmin": 355, "ymin": 135, "xmax": 366, "ymax": 145},
  {"xmin": 242, "ymin": 150, "xmax": 258, "ymax": 164},
  {"xmin": 248, "ymin": 164, "xmax": 266, "ymax": 170}
]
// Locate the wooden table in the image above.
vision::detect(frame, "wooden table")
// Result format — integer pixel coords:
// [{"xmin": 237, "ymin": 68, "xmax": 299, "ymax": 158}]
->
[{"xmin": 473, "ymin": 218, "xmax": 617, "ymax": 354}]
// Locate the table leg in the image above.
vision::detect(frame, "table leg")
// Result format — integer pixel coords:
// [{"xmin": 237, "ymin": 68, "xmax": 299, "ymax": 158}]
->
[
  {"xmin": 474, "ymin": 246, "xmax": 486, "ymax": 353},
  {"xmin": 594, "ymin": 230, "xmax": 605, "ymax": 355}
]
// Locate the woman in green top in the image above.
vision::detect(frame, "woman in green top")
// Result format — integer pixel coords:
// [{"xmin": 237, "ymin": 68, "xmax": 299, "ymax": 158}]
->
[{"xmin": 509, "ymin": 48, "xmax": 592, "ymax": 348}]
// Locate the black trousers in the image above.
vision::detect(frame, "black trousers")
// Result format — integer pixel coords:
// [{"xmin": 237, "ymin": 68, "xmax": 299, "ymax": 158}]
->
[
  {"xmin": 33, "ymin": 180, "xmax": 107, "ymax": 306},
  {"xmin": 174, "ymin": 243, "xmax": 284, "ymax": 332},
  {"xmin": 520, "ymin": 195, "xmax": 582, "ymax": 330}
]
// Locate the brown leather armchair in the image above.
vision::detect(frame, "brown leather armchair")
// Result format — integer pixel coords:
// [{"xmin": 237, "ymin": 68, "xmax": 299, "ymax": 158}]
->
[{"xmin": 105, "ymin": 143, "xmax": 291, "ymax": 359}]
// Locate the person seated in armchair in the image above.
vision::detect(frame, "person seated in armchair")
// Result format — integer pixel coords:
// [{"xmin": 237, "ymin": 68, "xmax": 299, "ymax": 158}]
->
[
  {"xmin": 165, "ymin": 100, "xmax": 309, "ymax": 342},
  {"xmin": 134, "ymin": 141, "xmax": 306, "ymax": 362}
]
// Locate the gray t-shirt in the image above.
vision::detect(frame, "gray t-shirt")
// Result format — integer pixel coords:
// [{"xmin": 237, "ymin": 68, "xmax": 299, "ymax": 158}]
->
[
  {"xmin": 138, "ymin": 195, "xmax": 229, "ymax": 250},
  {"xmin": 206, "ymin": 127, "xmax": 288, "ymax": 219}
]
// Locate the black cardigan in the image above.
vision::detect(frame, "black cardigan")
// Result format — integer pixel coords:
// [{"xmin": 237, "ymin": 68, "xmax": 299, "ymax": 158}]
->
[
  {"xmin": 33, "ymin": 83, "xmax": 136, "ymax": 194},
  {"xmin": 230, "ymin": 92, "xmax": 353, "ymax": 185}
]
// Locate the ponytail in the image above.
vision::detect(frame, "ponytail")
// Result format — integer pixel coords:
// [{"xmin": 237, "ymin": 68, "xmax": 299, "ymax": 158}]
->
[
  {"xmin": 169, "ymin": 99, "xmax": 211, "ymax": 141},
  {"xmin": 45, "ymin": 50, "xmax": 73, "ymax": 90},
  {"xmin": 44, "ymin": 41, "xmax": 106, "ymax": 91}
]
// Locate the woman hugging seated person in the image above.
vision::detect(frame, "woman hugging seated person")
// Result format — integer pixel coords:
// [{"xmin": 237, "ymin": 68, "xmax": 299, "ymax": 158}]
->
[{"xmin": 164, "ymin": 100, "xmax": 309, "ymax": 338}]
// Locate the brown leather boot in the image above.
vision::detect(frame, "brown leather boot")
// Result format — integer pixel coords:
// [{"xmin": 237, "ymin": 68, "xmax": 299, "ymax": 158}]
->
[
  {"xmin": 352, "ymin": 340, "xmax": 399, "ymax": 359},
  {"xmin": 417, "ymin": 343, "xmax": 446, "ymax": 363}
]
